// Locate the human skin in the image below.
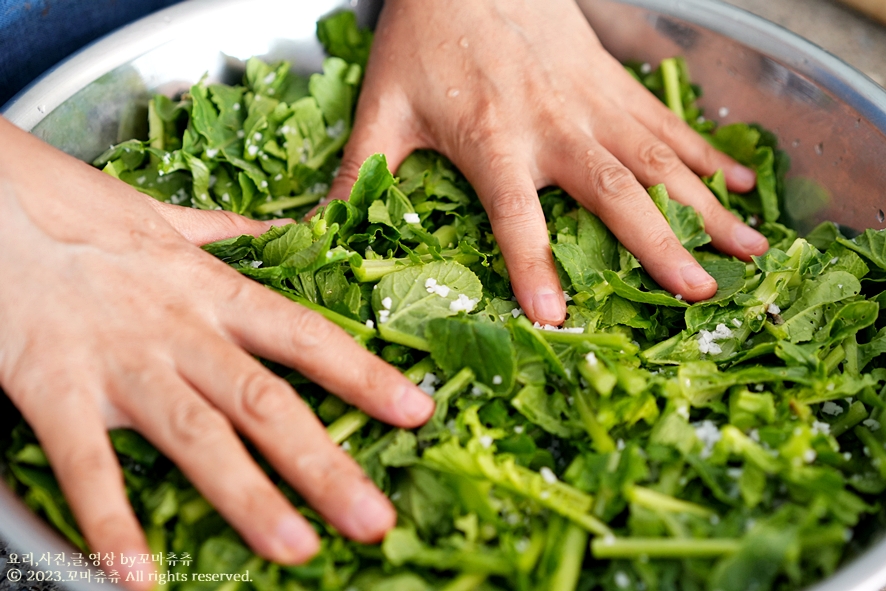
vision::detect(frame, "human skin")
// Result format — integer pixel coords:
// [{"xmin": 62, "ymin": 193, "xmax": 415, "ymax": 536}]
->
[
  {"xmin": 327, "ymin": 0, "xmax": 770, "ymax": 324},
  {"xmin": 0, "ymin": 117, "xmax": 435, "ymax": 589}
]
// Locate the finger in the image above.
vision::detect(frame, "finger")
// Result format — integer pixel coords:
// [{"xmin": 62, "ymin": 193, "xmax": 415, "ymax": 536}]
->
[
  {"xmin": 146, "ymin": 198, "xmax": 292, "ymax": 245},
  {"xmin": 112, "ymin": 369, "xmax": 320, "ymax": 564},
  {"xmin": 623, "ymin": 85, "xmax": 757, "ymax": 193},
  {"xmin": 174, "ymin": 332, "xmax": 397, "ymax": 543},
  {"xmin": 548, "ymin": 139, "xmax": 717, "ymax": 302},
  {"xmin": 599, "ymin": 118, "xmax": 768, "ymax": 260},
  {"xmin": 20, "ymin": 393, "xmax": 155, "ymax": 590},
  {"xmin": 458, "ymin": 151, "xmax": 566, "ymax": 325},
  {"xmin": 217, "ymin": 280, "xmax": 434, "ymax": 427},
  {"xmin": 325, "ymin": 91, "xmax": 417, "ymax": 205}
]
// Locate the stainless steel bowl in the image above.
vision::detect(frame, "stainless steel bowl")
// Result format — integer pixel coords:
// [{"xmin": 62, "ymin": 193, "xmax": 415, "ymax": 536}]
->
[{"xmin": 3, "ymin": 0, "xmax": 886, "ymax": 589}]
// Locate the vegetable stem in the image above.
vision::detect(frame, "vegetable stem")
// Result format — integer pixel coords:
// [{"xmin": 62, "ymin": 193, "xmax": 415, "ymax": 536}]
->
[
  {"xmin": 625, "ymin": 485, "xmax": 715, "ymax": 517},
  {"xmin": 403, "ymin": 356, "xmax": 437, "ymax": 384},
  {"xmin": 273, "ymin": 290, "xmax": 377, "ymax": 343},
  {"xmin": 254, "ymin": 192, "xmax": 323, "ymax": 215},
  {"xmin": 660, "ymin": 58, "xmax": 686, "ymax": 120},
  {"xmin": 549, "ymin": 523, "xmax": 589, "ymax": 591},
  {"xmin": 439, "ymin": 574, "xmax": 487, "ymax": 591},
  {"xmin": 327, "ymin": 410, "xmax": 370, "ymax": 444},
  {"xmin": 830, "ymin": 400, "xmax": 868, "ymax": 437},
  {"xmin": 591, "ymin": 537, "xmax": 740, "ymax": 559}
]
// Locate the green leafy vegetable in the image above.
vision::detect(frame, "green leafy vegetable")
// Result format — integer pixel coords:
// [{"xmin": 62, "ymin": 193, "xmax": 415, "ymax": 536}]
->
[{"xmin": 3, "ymin": 13, "xmax": 886, "ymax": 591}]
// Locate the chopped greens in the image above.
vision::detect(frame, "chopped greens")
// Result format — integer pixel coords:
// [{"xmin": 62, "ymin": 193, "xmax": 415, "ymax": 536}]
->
[{"xmin": 4, "ymin": 12, "xmax": 886, "ymax": 591}]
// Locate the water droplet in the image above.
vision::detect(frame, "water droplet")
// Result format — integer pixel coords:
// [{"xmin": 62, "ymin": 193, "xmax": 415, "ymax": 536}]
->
[
  {"xmin": 878, "ymin": 210, "xmax": 885, "ymax": 223},
  {"xmin": 459, "ymin": 36, "xmax": 469, "ymax": 48},
  {"xmin": 36, "ymin": 105, "xmax": 46, "ymax": 114},
  {"xmin": 815, "ymin": 143, "xmax": 824, "ymax": 155},
  {"xmin": 791, "ymin": 139, "xmax": 800, "ymax": 148},
  {"xmin": 447, "ymin": 88, "xmax": 460, "ymax": 98}
]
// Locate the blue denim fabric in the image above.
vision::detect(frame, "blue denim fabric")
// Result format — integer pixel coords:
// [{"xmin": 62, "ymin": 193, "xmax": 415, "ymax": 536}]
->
[{"xmin": 0, "ymin": 0, "xmax": 185, "ymax": 108}]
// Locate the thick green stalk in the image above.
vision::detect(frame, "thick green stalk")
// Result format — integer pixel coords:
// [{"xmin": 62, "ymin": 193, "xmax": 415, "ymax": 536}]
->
[
  {"xmin": 592, "ymin": 537, "xmax": 740, "ymax": 559},
  {"xmin": 830, "ymin": 400, "xmax": 868, "ymax": 437},
  {"xmin": 823, "ymin": 345, "xmax": 846, "ymax": 375},
  {"xmin": 351, "ymin": 250, "xmax": 480, "ymax": 282},
  {"xmin": 574, "ymin": 389, "xmax": 616, "ymax": 453},
  {"xmin": 326, "ymin": 410, "xmax": 370, "ymax": 445},
  {"xmin": 548, "ymin": 523, "xmax": 589, "ymax": 591},
  {"xmin": 272, "ymin": 290, "xmax": 376, "ymax": 343},
  {"xmin": 403, "ymin": 356, "xmax": 437, "ymax": 384},
  {"xmin": 625, "ymin": 486, "xmax": 715, "ymax": 517},
  {"xmin": 537, "ymin": 330, "xmax": 637, "ymax": 353},
  {"xmin": 439, "ymin": 574, "xmax": 487, "ymax": 591},
  {"xmin": 660, "ymin": 58, "xmax": 685, "ymax": 120},
  {"xmin": 843, "ymin": 334, "xmax": 860, "ymax": 376}
]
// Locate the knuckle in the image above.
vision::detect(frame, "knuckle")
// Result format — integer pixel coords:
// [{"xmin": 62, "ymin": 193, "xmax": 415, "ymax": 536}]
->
[
  {"xmin": 287, "ymin": 306, "xmax": 336, "ymax": 350},
  {"xmin": 647, "ymin": 227, "xmax": 684, "ymax": 257},
  {"xmin": 56, "ymin": 445, "xmax": 118, "ymax": 482},
  {"xmin": 169, "ymin": 396, "xmax": 229, "ymax": 447},
  {"xmin": 658, "ymin": 112, "xmax": 688, "ymax": 142},
  {"xmin": 295, "ymin": 451, "xmax": 364, "ymax": 501},
  {"xmin": 237, "ymin": 371, "xmax": 292, "ymax": 422},
  {"xmin": 587, "ymin": 162, "xmax": 636, "ymax": 203},
  {"xmin": 637, "ymin": 142, "xmax": 681, "ymax": 176},
  {"xmin": 335, "ymin": 155, "xmax": 363, "ymax": 188}
]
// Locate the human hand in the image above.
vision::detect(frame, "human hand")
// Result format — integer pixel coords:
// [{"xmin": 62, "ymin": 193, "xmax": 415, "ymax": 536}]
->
[
  {"xmin": 327, "ymin": 0, "xmax": 769, "ymax": 325},
  {"xmin": 0, "ymin": 117, "xmax": 435, "ymax": 588}
]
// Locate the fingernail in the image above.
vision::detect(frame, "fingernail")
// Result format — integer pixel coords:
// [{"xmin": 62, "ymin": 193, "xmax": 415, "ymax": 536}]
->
[
  {"xmin": 399, "ymin": 384, "xmax": 435, "ymax": 423},
  {"xmin": 681, "ymin": 263, "xmax": 716, "ymax": 289},
  {"xmin": 734, "ymin": 224, "xmax": 768, "ymax": 252},
  {"xmin": 533, "ymin": 288, "xmax": 564, "ymax": 324},
  {"xmin": 277, "ymin": 515, "xmax": 318, "ymax": 562},
  {"xmin": 731, "ymin": 164, "xmax": 756, "ymax": 187},
  {"xmin": 352, "ymin": 492, "xmax": 395, "ymax": 540}
]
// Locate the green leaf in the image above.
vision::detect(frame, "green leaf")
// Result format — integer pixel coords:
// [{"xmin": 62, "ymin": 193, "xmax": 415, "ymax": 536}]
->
[
  {"xmin": 316, "ymin": 10, "xmax": 373, "ymax": 69},
  {"xmin": 261, "ymin": 223, "xmax": 312, "ymax": 267},
  {"xmin": 603, "ymin": 270, "xmax": 688, "ymax": 307},
  {"xmin": 374, "ymin": 260, "xmax": 483, "ymax": 351},
  {"xmin": 426, "ymin": 317, "xmax": 515, "ymax": 392}
]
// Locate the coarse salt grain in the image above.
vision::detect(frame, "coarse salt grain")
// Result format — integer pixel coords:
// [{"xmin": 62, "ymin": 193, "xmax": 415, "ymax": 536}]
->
[
  {"xmin": 479, "ymin": 435, "xmax": 493, "ymax": 449},
  {"xmin": 403, "ymin": 212, "xmax": 420, "ymax": 224},
  {"xmin": 864, "ymin": 419, "xmax": 881, "ymax": 432},
  {"xmin": 492, "ymin": 375, "xmax": 503, "ymax": 385},
  {"xmin": 381, "ymin": 297, "xmax": 393, "ymax": 310},
  {"xmin": 540, "ymin": 467, "xmax": 557, "ymax": 484},
  {"xmin": 693, "ymin": 420, "xmax": 722, "ymax": 459},
  {"xmin": 365, "ymin": 319, "xmax": 374, "ymax": 329},
  {"xmin": 821, "ymin": 401, "xmax": 844, "ymax": 416},
  {"xmin": 767, "ymin": 303, "xmax": 781, "ymax": 315},
  {"xmin": 418, "ymin": 373, "xmax": 438, "ymax": 395}
]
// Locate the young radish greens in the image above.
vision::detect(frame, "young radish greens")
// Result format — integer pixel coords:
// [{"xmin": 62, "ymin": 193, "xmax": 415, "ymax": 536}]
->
[{"xmin": 3, "ymin": 10, "xmax": 886, "ymax": 591}]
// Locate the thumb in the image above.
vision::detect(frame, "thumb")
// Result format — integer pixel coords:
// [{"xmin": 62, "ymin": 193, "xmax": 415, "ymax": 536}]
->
[{"xmin": 148, "ymin": 199, "xmax": 291, "ymax": 246}]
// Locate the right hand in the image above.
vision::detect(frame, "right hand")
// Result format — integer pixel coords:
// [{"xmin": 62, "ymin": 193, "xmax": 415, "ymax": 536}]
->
[{"xmin": 0, "ymin": 117, "xmax": 435, "ymax": 589}]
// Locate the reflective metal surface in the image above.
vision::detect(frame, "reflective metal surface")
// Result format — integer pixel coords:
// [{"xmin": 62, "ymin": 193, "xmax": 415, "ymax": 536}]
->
[{"xmin": 3, "ymin": 0, "xmax": 886, "ymax": 590}]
